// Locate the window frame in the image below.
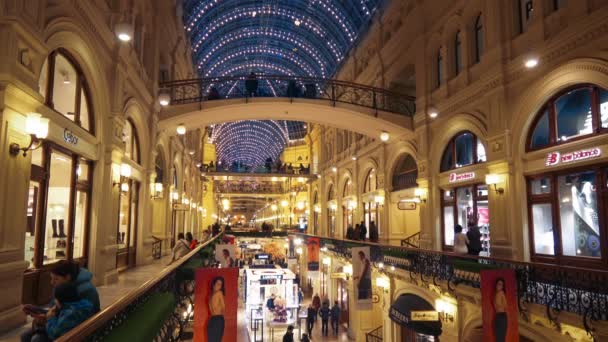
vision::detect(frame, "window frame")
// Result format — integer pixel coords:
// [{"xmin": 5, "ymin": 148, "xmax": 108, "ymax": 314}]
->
[
  {"xmin": 42, "ymin": 49, "xmax": 95, "ymax": 135},
  {"xmin": 440, "ymin": 131, "xmax": 485, "ymax": 172},
  {"xmin": 474, "ymin": 14, "xmax": 483, "ymax": 64},
  {"xmin": 526, "ymin": 165, "xmax": 608, "ymax": 268},
  {"xmin": 454, "ymin": 31, "xmax": 462, "ymax": 75},
  {"xmin": 436, "ymin": 48, "xmax": 443, "ymax": 88},
  {"xmin": 27, "ymin": 142, "xmax": 93, "ymax": 269},
  {"xmin": 392, "ymin": 154, "xmax": 418, "ymax": 191},
  {"xmin": 124, "ymin": 119, "xmax": 141, "ymax": 164},
  {"xmin": 363, "ymin": 169, "xmax": 378, "ymax": 193},
  {"xmin": 526, "ymin": 84, "xmax": 608, "ymax": 152},
  {"xmin": 440, "ymin": 183, "xmax": 489, "ymax": 251},
  {"xmin": 518, "ymin": 0, "xmax": 534, "ymax": 34}
]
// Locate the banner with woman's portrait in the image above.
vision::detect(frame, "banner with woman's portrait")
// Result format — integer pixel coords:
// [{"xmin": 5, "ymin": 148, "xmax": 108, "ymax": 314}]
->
[
  {"xmin": 215, "ymin": 244, "xmax": 236, "ymax": 268},
  {"xmin": 480, "ymin": 269, "xmax": 519, "ymax": 342},
  {"xmin": 307, "ymin": 237, "xmax": 320, "ymax": 271},
  {"xmin": 351, "ymin": 246, "xmax": 372, "ymax": 307},
  {"xmin": 194, "ymin": 268, "xmax": 239, "ymax": 342}
]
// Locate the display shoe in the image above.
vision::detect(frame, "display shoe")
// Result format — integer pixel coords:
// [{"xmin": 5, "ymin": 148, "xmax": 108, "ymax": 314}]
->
[
  {"xmin": 121, "ymin": 232, "xmax": 126, "ymax": 243},
  {"xmin": 58, "ymin": 219, "xmax": 67, "ymax": 238},
  {"xmin": 56, "ymin": 240, "xmax": 62, "ymax": 248},
  {"xmin": 52, "ymin": 219, "xmax": 59, "ymax": 238}
]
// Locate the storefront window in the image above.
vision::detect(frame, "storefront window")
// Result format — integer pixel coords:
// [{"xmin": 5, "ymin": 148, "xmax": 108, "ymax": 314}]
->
[
  {"xmin": 25, "ymin": 181, "xmax": 41, "ymax": 268},
  {"xmin": 44, "ymin": 150, "xmax": 73, "ymax": 265},
  {"xmin": 528, "ymin": 85, "xmax": 608, "ymax": 151},
  {"xmin": 440, "ymin": 131, "xmax": 486, "ymax": 172},
  {"xmin": 600, "ymin": 89, "xmax": 608, "ymax": 128},
  {"xmin": 39, "ymin": 50, "xmax": 94, "ymax": 134},
  {"xmin": 555, "ymin": 88, "xmax": 593, "ymax": 141},
  {"xmin": 528, "ymin": 169, "xmax": 605, "ymax": 261},
  {"xmin": 73, "ymin": 190, "xmax": 88, "ymax": 259},
  {"xmin": 442, "ymin": 184, "xmax": 491, "ymax": 255}
]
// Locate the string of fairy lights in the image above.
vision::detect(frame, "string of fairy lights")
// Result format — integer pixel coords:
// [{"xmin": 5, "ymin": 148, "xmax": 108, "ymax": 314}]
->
[{"xmin": 182, "ymin": 0, "xmax": 382, "ymax": 168}]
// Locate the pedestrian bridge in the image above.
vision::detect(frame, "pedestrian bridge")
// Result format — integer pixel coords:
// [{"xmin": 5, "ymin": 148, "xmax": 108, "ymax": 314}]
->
[{"xmin": 157, "ymin": 76, "xmax": 416, "ymax": 138}]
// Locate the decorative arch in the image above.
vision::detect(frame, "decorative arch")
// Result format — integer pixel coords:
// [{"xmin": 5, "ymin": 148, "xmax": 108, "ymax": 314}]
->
[
  {"xmin": 358, "ymin": 157, "xmax": 380, "ymax": 194},
  {"xmin": 429, "ymin": 113, "xmax": 488, "ymax": 174},
  {"xmin": 124, "ymin": 99, "xmax": 151, "ymax": 167},
  {"xmin": 43, "ymin": 20, "xmax": 111, "ymax": 140},
  {"xmin": 510, "ymin": 58, "xmax": 608, "ymax": 156},
  {"xmin": 390, "ymin": 153, "xmax": 418, "ymax": 191}
]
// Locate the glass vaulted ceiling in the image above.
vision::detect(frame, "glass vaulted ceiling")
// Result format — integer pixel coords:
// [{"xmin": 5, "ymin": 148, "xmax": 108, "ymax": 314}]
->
[{"xmin": 183, "ymin": 0, "xmax": 382, "ymax": 168}]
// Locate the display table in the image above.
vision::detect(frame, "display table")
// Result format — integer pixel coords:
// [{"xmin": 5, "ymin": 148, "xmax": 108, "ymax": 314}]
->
[{"xmin": 267, "ymin": 320, "xmax": 296, "ymax": 341}]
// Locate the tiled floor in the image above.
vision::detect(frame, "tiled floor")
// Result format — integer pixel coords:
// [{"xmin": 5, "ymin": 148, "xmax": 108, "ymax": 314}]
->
[{"xmin": 0, "ymin": 256, "xmax": 172, "ymax": 342}]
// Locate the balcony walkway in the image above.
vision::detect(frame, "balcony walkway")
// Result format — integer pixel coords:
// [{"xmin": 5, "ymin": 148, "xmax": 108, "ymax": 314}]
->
[{"xmin": 0, "ymin": 256, "xmax": 172, "ymax": 342}]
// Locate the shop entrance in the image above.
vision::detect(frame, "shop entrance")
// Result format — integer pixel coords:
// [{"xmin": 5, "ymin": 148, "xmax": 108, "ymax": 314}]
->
[
  {"xmin": 116, "ymin": 180, "xmax": 140, "ymax": 270},
  {"xmin": 337, "ymin": 269, "xmax": 349, "ymax": 328}
]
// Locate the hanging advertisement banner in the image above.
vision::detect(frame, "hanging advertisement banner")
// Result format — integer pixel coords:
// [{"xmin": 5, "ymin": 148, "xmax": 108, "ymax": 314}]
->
[
  {"xmin": 352, "ymin": 246, "xmax": 372, "ymax": 308},
  {"xmin": 481, "ymin": 269, "xmax": 519, "ymax": 342},
  {"xmin": 194, "ymin": 267, "xmax": 239, "ymax": 342},
  {"xmin": 307, "ymin": 237, "xmax": 320, "ymax": 271},
  {"xmin": 215, "ymin": 244, "xmax": 236, "ymax": 268}
]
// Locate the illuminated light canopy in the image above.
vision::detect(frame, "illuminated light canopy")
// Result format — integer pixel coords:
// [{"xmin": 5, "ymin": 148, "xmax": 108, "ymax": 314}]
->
[{"xmin": 183, "ymin": 0, "xmax": 383, "ymax": 156}]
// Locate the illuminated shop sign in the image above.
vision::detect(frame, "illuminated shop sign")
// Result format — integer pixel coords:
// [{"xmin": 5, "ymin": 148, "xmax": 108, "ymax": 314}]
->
[
  {"xmin": 410, "ymin": 311, "xmax": 439, "ymax": 321},
  {"xmin": 448, "ymin": 172, "xmax": 476, "ymax": 183},
  {"xmin": 545, "ymin": 148, "xmax": 601, "ymax": 167},
  {"xmin": 63, "ymin": 128, "xmax": 79, "ymax": 145}
]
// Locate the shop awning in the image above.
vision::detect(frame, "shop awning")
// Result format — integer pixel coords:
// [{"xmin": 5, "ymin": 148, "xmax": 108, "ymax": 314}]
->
[{"xmin": 389, "ymin": 294, "xmax": 442, "ymax": 337}]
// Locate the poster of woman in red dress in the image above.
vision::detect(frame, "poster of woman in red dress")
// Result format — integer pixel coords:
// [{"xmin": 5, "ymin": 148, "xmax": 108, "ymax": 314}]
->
[{"xmin": 481, "ymin": 269, "xmax": 519, "ymax": 342}]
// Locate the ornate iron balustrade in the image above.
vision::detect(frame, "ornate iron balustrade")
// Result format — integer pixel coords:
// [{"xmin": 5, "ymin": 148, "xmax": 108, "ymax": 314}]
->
[
  {"xmin": 366, "ymin": 325, "xmax": 383, "ymax": 342},
  {"xmin": 56, "ymin": 234, "xmax": 223, "ymax": 342},
  {"xmin": 400, "ymin": 232, "xmax": 420, "ymax": 248},
  {"xmin": 294, "ymin": 233, "xmax": 608, "ymax": 337},
  {"xmin": 159, "ymin": 75, "xmax": 416, "ymax": 116}
]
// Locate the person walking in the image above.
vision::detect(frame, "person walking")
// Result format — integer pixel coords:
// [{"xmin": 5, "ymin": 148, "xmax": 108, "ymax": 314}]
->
[
  {"xmin": 353, "ymin": 224, "xmax": 360, "ymax": 241},
  {"xmin": 453, "ymin": 224, "xmax": 469, "ymax": 254},
  {"xmin": 301, "ymin": 332, "xmax": 311, "ymax": 342},
  {"xmin": 306, "ymin": 304, "xmax": 317, "ymax": 337},
  {"xmin": 330, "ymin": 300, "xmax": 341, "ymax": 335},
  {"xmin": 318, "ymin": 302, "xmax": 331, "ymax": 337},
  {"xmin": 283, "ymin": 325, "xmax": 295, "ymax": 342},
  {"xmin": 359, "ymin": 221, "xmax": 367, "ymax": 241},
  {"xmin": 312, "ymin": 293, "xmax": 321, "ymax": 311},
  {"xmin": 369, "ymin": 221, "xmax": 378, "ymax": 242},
  {"xmin": 466, "ymin": 222, "xmax": 482, "ymax": 256}
]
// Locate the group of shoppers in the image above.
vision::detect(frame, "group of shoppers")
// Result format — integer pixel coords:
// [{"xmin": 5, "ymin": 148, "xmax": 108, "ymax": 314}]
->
[
  {"xmin": 453, "ymin": 222, "xmax": 483, "ymax": 255},
  {"xmin": 168, "ymin": 232, "xmax": 200, "ymax": 265},
  {"xmin": 346, "ymin": 221, "xmax": 379, "ymax": 242},
  {"xmin": 305, "ymin": 293, "xmax": 342, "ymax": 338},
  {"xmin": 21, "ymin": 261, "xmax": 100, "ymax": 341}
]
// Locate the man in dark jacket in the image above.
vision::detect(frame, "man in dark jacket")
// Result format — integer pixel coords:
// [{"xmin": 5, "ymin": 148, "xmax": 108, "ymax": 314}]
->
[
  {"xmin": 306, "ymin": 304, "xmax": 317, "ymax": 336},
  {"xmin": 318, "ymin": 302, "xmax": 331, "ymax": 336},
  {"xmin": 359, "ymin": 221, "xmax": 367, "ymax": 241},
  {"xmin": 466, "ymin": 223, "xmax": 482, "ymax": 255},
  {"xmin": 283, "ymin": 325, "xmax": 294, "ymax": 342},
  {"xmin": 346, "ymin": 225, "xmax": 354, "ymax": 240},
  {"xmin": 330, "ymin": 301, "xmax": 341, "ymax": 335}
]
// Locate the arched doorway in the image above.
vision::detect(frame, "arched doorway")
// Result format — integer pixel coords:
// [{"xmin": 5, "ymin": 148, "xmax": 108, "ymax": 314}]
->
[{"xmin": 390, "ymin": 294, "xmax": 442, "ymax": 341}]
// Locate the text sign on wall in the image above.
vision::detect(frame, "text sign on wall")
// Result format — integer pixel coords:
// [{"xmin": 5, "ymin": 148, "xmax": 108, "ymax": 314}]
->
[
  {"xmin": 545, "ymin": 148, "xmax": 601, "ymax": 167},
  {"xmin": 448, "ymin": 171, "xmax": 476, "ymax": 183},
  {"xmin": 410, "ymin": 311, "xmax": 439, "ymax": 321},
  {"xmin": 63, "ymin": 128, "xmax": 79, "ymax": 145}
]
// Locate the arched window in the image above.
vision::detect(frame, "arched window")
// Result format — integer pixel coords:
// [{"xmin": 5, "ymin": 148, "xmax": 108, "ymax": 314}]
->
[
  {"xmin": 474, "ymin": 15, "xmax": 484, "ymax": 63},
  {"xmin": 154, "ymin": 152, "xmax": 164, "ymax": 184},
  {"xmin": 327, "ymin": 185, "xmax": 335, "ymax": 201},
  {"xmin": 343, "ymin": 178, "xmax": 353, "ymax": 197},
  {"xmin": 38, "ymin": 49, "xmax": 94, "ymax": 133},
  {"xmin": 123, "ymin": 119, "xmax": 140, "ymax": 163},
  {"xmin": 440, "ymin": 132, "xmax": 487, "ymax": 172},
  {"xmin": 363, "ymin": 168, "xmax": 378, "ymax": 193},
  {"xmin": 454, "ymin": 31, "xmax": 462, "ymax": 75},
  {"xmin": 436, "ymin": 48, "xmax": 443, "ymax": 88},
  {"xmin": 527, "ymin": 85, "xmax": 608, "ymax": 151},
  {"xmin": 392, "ymin": 154, "xmax": 418, "ymax": 190}
]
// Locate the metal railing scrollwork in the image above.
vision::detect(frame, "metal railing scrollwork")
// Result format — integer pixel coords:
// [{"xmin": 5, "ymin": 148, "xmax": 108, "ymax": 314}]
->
[
  {"xmin": 159, "ymin": 75, "xmax": 416, "ymax": 116},
  {"xmin": 294, "ymin": 233, "xmax": 608, "ymax": 337}
]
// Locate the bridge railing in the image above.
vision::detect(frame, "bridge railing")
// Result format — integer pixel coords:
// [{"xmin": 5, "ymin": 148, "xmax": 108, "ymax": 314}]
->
[
  {"xmin": 292, "ymin": 232, "xmax": 608, "ymax": 337},
  {"xmin": 56, "ymin": 233, "xmax": 224, "ymax": 341},
  {"xmin": 159, "ymin": 75, "xmax": 416, "ymax": 116}
]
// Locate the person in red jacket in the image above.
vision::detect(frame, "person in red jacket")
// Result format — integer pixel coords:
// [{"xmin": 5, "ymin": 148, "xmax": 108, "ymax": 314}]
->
[{"xmin": 186, "ymin": 232, "xmax": 198, "ymax": 250}]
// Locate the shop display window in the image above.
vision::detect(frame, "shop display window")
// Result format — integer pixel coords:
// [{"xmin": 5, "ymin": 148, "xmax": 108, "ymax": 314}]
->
[
  {"xmin": 442, "ymin": 184, "xmax": 491, "ymax": 255},
  {"xmin": 39, "ymin": 49, "xmax": 94, "ymax": 134},
  {"xmin": 25, "ymin": 145, "xmax": 92, "ymax": 268},
  {"xmin": 440, "ymin": 131, "xmax": 486, "ymax": 172},
  {"xmin": 528, "ymin": 85, "xmax": 608, "ymax": 151},
  {"xmin": 527, "ymin": 168, "xmax": 606, "ymax": 262}
]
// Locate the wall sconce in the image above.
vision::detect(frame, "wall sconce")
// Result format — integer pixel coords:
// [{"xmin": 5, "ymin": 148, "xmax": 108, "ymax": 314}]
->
[
  {"xmin": 271, "ymin": 204, "xmax": 278, "ymax": 211},
  {"xmin": 376, "ymin": 277, "xmax": 390, "ymax": 293},
  {"xmin": 295, "ymin": 247, "xmax": 303, "ymax": 255},
  {"xmin": 294, "ymin": 238, "xmax": 302, "ymax": 246},
  {"xmin": 296, "ymin": 201, "xmax": 305, "ymax": 210},
  {"xmin": 151, "ymin": 182, "xmax": 163, "ymax": 199},
  {"xmin": 10, "ymin": 113, "xmax": 49, "ymax": 157},
  {"xmin": 374, "ymin": 195, "xmax": 385, "ymax": 205},
  {"xmin": 281, "ymin": 200, "xmax": 289, "ymax": 208},
  {"xmin": 414, "ymin": 188, "xmax": 428, "ymax": 203},
  {"xmin": 344, "ymin": 265, "xmax": 353, "ymax": 280},
  {"xmin": 158, "ymin": 89, "xmax": 171, "ymax": 106},
  {"xmin": 322, "ymin": 257, "xmax": 331, "ymax": 266},
  {"xmin": 485, "ymin": 174, "xmax": 504, "ymax": 194},
  {"xmin": 329, "ymin": 203, "xmax": 338, "ymax": 211},
  {"xmin": 314, "ymin": 205, "xmax": 321, "ymax": 213},
  {"xmin": 435, "ymin": 299, "xmax": 456, "ymax": 324},
  {"xmin": 171, "ymin": 190, "xmax": 179, "ymax": 202},
  {"xmin": 114, "ymin": 163, "xmax": 131, "ymax": 192}
]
